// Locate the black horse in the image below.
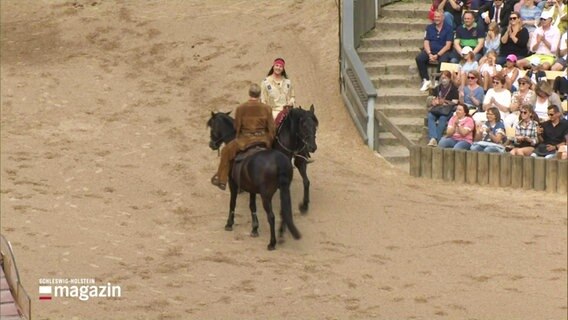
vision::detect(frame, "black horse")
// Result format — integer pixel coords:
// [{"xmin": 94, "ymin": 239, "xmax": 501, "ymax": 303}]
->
[
  {"xmin": 273, "ymin": 105, "xmax": 318, "ymax": 213},
  {"xmin": 207, "ymin": 111, "xmax": 301, "ymax": 250}
]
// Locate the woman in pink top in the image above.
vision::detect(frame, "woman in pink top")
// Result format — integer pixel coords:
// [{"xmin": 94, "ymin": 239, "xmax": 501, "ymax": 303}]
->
[{"xmin": 438, "ymin": 104, "xmax": 476, "ymax": 149}]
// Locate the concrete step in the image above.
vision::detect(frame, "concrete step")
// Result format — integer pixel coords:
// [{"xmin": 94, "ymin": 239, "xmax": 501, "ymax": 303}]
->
[
  {"xmin": 376, "ymin": 102, "xmax": 426, "ymax": 117},
  {"xmin": 359, "ymin": 35, "xmax": 424, "ymax": 49},
  {"xmin": 358, "ymin": 46, "xmax": 420, "ymax": 61},
  {"xmin": 363, "ymin": 60, "xmax": 417, "ymax": 77},
  {"xmin": 376, "ymin": 144, "xmax": 410, "ymax": 164},
  {"xmin": 371, "ymin": 74, "xmax": 420, "ymax": 89},
  {"xmin": 374, "ymin": 17, "xmax": 429, "ymax": 33},
  {"xmin": 376, "ymin": 88, "xmax": 428, "ymax": 105},
  {"xmin": 378, "ymin": 131, "xmax": 422, "ymax": 145},
  {"xmin": 378, "ymin": 117, "xmax": 425, "ymax": 134},
  {"xmin": 379, "ymin": 2, "xmax": 431, "ymax": 20}
]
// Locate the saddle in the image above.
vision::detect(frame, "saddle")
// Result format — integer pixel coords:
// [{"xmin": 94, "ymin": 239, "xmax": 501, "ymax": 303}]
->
[{"xmin": 231, "ymin": 142, "xmax": 267, "ymax": 187}]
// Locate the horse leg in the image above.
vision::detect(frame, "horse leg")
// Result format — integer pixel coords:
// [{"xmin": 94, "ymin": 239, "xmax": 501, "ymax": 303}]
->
[
  {"xmin": 225, "ymin": 178, "xmax": 238, "ymax": 231},
  {"xmin": 261, "ymin": 194, "xmax": 276, "ymax": 250},
  {"xmin": 278, "ymin": 219, "xmax": 286, "ymax": 243},
  {"xmin": 294, "ymin": 157, "xmax": 310, "ymax": 214},
  {"xmin": 249, "ymin": 193, "xmax": 259, "ymax": 237}
]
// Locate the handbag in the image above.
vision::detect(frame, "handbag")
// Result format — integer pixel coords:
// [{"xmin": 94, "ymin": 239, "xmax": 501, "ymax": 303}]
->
[
  {"xmin": 430, "ymin": 103, "xmax": 456, "ymax": 116},
  {"xmin": 428, "ymin": 4, "xmax": 436, "ymax": 21}
]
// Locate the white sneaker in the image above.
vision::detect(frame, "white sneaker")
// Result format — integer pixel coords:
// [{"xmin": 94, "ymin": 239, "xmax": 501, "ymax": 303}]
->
[
  {"xmin": 420, "ymin": 79, "xmax": 431, "ymax": 92},
  {"xmin": 427, "ymin": 138, "xmax": 437, "ymax": 147}
]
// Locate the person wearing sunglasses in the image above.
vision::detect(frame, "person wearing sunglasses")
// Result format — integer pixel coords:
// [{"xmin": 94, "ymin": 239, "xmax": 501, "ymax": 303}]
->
[
  {"xmin": 476, "ymin": 75, "xmax": 512, "ymax": 123},
  {"xmin": 507, "ymin": 76, "xmax": 537, "ymax": 127},
  {"xmin": 532, "ymin": 104, "xmax": 568, "ymax": 158},
  {"xmin": 498, "ymin": 11, "xmax": 530, "ymax": 66},
  {"xmin": 459, "ymin": 71, "xmax": 485, "ymax": 113},
  {"xmin": 510, "ymin": 104, "xmax": 540, "ymax": 156},
  {"xmin": 517, "ymin": 10, "xmax": 561, "ymax": 70}
]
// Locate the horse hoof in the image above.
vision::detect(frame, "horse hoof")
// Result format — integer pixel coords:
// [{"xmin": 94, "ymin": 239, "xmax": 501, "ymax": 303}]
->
[
  {"xmin": 250, "ymin": 231, "xmax": 259, "ymax": 237},
  {"xmin": 267, "ymin": 244, "xmax": 276, "ymax": 251},
  {"xmin": 224, "ymin": 225, "xmax": 233, "ymax": 231},
  {"xmin": 299, "ymin": 203, "xmax": 308, "ymax": 214}
]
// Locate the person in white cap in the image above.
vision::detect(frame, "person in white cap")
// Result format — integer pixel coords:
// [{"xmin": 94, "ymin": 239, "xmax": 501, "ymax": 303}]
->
[{"xmin": 517, "ymin": 9, "xmax": 561, "ymax": 69}]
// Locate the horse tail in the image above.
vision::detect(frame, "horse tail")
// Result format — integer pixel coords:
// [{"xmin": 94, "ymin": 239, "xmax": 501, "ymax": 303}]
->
[{"xmin": 277, "ymin": 154, "xmax": 301, "ymax": 240}]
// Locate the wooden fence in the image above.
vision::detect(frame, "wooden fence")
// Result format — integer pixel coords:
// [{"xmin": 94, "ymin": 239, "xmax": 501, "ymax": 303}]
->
[{"xmin": 409, "ymin": 146, "xmax": 568, "ymax": 194}]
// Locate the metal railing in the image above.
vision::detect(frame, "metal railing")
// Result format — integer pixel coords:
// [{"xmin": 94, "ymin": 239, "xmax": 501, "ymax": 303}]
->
[
  {"xmin": 1, "ymin": 234, "xmax": 31, "ymax": 320},
  {"xmin": 340, "ymin": 0, "xmax": 378, "ymax": 150}
]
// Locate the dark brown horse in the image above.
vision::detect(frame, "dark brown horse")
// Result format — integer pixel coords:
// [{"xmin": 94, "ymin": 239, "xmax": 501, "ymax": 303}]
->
[{"xmin": 207, "ymin": 111, "xmax": 301, "ymax": 250}]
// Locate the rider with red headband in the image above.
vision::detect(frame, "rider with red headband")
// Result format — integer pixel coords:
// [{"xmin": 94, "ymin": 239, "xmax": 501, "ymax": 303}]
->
[{"xmin": 260, "ymin": 58, "xmax": 296, "ymax": 123}]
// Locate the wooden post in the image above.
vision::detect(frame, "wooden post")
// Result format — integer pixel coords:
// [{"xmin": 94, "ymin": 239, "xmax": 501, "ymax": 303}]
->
[
  {"xmin": 545, "ymin": 159, "xmax": 558, "ymax": 193},
  {"xmin": 489, "ymin": 153, "xmax": 500, "ymax": 187},
  {"xmin": 443, "ymin": 149, "xmax": 455, "ymax": 181},
  {"xmin": 533, "ymin": 157, "xmax": 546, "ymax": 191},
  {"xmin": 477, "ymin": 152, "xmax": 489, "ymax": 186},
  {"xmin": 432, "ymin": 148, "xmax": 444, "ymax": 180},
  {"xmin": 409, "ymin": 145, "xmax": 421, "ymax": 177},
  {"xmin": 500, "ymin": 153, "xmax": 512, "ymax": 187},
  {"xmin": 522, "ymin": 157, "xmax": 534, "ymax": 190},
  {"xmin": 557, "ymin": 160, "xmax": 567, "ymax": 194},
  {"xmin": 421, "ymin": 147, "xmax": 432, "ymax": 179},
  {"xmin": 511, "ymin": 155, "xmax": 524, "ymax": 188},
  {"xmin": 466, "ymin": 151, "xmax": 477, "ymax": 184},
  {"xmin": 454, "ymin": 150, "xmax": 466, "ymax": 183}
]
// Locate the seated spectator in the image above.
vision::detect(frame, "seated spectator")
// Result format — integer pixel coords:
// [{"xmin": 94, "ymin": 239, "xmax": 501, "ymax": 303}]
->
[
  {"xmin": 517, "ymin": 10, "xmax": 561, "ymax": 70},
  {"xmin": 532, "ymin": 104, "xmax": 568, "ymax": 157},
  {"xmin": 429, "ymin": 0, "xmax": 455, "ymax": 28},
  {"xmin": 438, "ymin": 104, "xmax": 476, "ymax": 149},
  {"xmin": 439, "ymin": 0, "xmax": 465, "ymax": 30},
  {"xmin": 497, "ymin": 11, "xmax": 530, "ymax": 65},
  {"xmin": 475, "ymin": 75, "xmax": 512, "ymax": 122},
  {"xmin": 540, "ymin": 0, "xmax": 566, "ymax": 33},
  {"xmin": 552, "ymin": 73, "xmax": 568, "ymax": 101},
  {"xmin": 478, "ymin": 0, "xmax": 516, "ymax": 33},
  {"xmin": 534, "ymin": 80, "xmax": 562, "ymax": 120},
  {"xmin": 506, "ymin": 75, "xmax": 537, "ymax": 126},
  {"xmin": 520, "ymin": 0, "xmax": 542, "ymax": 34},
  {"xmin": 551, "ymin": 31, "xmax": 567, "ymax": 71},
  {"xmin": 417, "ymin": 10, "xmax": 454, "ymax": 91},
  {"xmin": 501, "ymin": 54, "xmax": 522, "ymax": 91},
  {"xmin": 427, "ymin": 71, "xmax": 460, "ymax": 146},
  {"xmin": 459, "ymin": 70, "xmax": 486, "ymax": 111},
  {"xmin": 484, "ymin": 22, "xmax": 502, "ymax": 54},
  {"xmin": 510, "ymin": 104, "xmax": 540, "ymax": 155},
  {"xmin": 456, "ymin": 46, "xmax": 479, "ymax": 87},
  {"xmin": 479, "ymin": 50, "xmax": 504, "ymax": 90},
  {"xmin": 471, "ymin": 106, "xmax": 507, "ymax": 152},
  {"xmin": 450, "ymin": 11, "xmax": 486, "ymax": 63}
]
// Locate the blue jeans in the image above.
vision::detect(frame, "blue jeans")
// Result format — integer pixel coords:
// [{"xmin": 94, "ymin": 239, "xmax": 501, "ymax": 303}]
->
[
  {"xmin": 427, "ymin": 112, "xmax": 450, "ymax": 141},
  {"xmin": 444, "ymin": 12, "xmax": 454, "ymax": 30},
  {"xmin": 438, "ymin": 137, "xmax": 471, "ymax": 150},
  {"xmin": 470, "ymin": 144, "xmax": 504, "ymax": 153}
]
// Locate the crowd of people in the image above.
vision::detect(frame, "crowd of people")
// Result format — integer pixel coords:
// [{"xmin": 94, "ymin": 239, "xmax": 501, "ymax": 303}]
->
[{"xmin": 417, "ymin": 0, "xmax": 568, "ymax": 159}]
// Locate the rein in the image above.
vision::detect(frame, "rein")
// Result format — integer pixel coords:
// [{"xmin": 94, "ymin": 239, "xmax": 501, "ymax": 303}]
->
[{"xmin": 275, "ymin": 111, "xmax": 311, "ymax": 159}]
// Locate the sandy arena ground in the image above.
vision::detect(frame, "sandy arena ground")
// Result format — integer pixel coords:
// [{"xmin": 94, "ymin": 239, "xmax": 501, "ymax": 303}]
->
[{"xmin": 1, "ymin": 1, "xmax": 566, "ymax": 319}]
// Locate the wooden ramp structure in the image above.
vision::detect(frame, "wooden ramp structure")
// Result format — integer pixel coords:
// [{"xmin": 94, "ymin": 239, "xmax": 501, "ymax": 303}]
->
[{"xmin": 1, "ymin": 234, "xmax": 31, "ymax": 320}]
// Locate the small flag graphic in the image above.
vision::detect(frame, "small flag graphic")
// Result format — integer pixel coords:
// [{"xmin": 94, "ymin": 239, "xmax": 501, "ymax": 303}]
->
[{"xmin": 39, "ymin": 286, "xmax": 52, "ymax": 300}]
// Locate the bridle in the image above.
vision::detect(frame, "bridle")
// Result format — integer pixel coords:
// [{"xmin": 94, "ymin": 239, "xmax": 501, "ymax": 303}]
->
[{"xmin": 275, "ymin": 113, "xmax": 315, "ymax": 160}]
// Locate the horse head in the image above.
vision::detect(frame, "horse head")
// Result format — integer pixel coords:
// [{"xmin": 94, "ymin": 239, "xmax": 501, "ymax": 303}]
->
[
  {"xmin": 207, "ymin": 111, "xmax": 235, "ymax": 150},
  {"xmin": 297, "ymin": 105, "xmax": 318, "ymax": 153}
]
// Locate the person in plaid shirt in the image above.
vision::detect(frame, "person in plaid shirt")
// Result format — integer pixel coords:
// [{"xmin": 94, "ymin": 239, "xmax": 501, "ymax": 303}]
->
[{"xmin": 510, "ymin": 104, "xmax": 540, "ymax": 156}]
